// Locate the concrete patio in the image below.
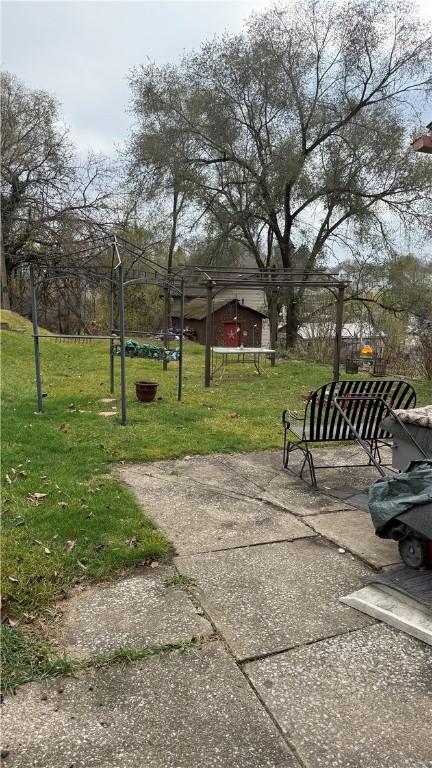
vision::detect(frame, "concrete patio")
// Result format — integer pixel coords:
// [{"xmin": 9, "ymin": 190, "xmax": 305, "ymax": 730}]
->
[{"xmin": 2, "ymin": 447, "xmax": 431, "ymax": 768}]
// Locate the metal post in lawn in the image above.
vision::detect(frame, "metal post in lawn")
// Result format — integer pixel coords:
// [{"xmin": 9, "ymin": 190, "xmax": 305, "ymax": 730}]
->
[
  {"xmin": 178, "ymin": 279, "xmax": 185, "ymax": 401},
  {"xmin": 30, "ymin": 262, "xmax": 43, "ymax": 413},
  {"xmin": 162, "ymin": 283, "xmax": 170, "ymax": 372},
  {"xmin": 108, "ymin": 280, "xmax": 115, "ymax": 394},
  {"xmin": 333, "ymin": 284, "xmax": 345, "ymax": 381},
  {"xmin": 117, "ymin": 263, "xmax": 127, "ymax": 425},
  {"xmin": 270, "ymin": 288, "xmax": 276, "ymax": 367},
  {"xmin": 204, "ymin": 281, "xmax": 213, "ymax": 387}
]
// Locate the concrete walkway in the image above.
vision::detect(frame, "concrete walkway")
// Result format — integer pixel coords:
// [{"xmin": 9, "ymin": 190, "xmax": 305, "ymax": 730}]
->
[{"xmin": 2, "ymin": 449, "xmax": 432, "ymax": 768}]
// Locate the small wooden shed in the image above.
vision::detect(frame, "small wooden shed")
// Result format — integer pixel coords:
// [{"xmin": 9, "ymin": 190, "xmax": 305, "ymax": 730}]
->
[{"xmin": 172, "ymin": 298, "xmax": 267, "ymax": 346}]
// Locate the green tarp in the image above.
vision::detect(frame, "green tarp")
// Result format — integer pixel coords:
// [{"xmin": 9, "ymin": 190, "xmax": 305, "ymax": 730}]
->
[{"xmin": 368, "ymin": 461, "xmax": 432, "ymax": 535}]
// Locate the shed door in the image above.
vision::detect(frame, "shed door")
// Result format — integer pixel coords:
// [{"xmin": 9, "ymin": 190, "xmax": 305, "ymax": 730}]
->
[{"xmin": 223, "ymin": 322, "xmax": 241, "ymax": 347}]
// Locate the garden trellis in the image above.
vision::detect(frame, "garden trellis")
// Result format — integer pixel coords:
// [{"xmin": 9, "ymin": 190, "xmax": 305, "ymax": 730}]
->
[
  {"xmin": 27, "ymin": 235, "xmax": 348, "ymax": 424},
  {"xmin": 28, "ymin": 233, "xmax": 185, "ymax": 425},
  {"xmin": 175, "ymin": 265, "xmax": 349, "ymax": 388}
]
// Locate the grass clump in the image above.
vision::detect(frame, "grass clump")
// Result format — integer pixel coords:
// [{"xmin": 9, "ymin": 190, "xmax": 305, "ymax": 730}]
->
[
  {"xmin": 163, "ymin": 574, "xmax": 196, "ymax": 589},
  {"xmin": 1, "ymin": 624, "xmax": 78, "ymax": 692},
  {"xmin": 1, "ymin": 624, "xmax": 199, "ymax": 693}
]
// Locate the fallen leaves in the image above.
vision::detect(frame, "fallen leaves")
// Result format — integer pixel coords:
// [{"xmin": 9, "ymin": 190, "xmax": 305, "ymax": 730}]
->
[
  {"xmin": 228, "ymin": 412, "xmax": 239, "ymax": 419},
  {"xmin": 65, "ymin": 540, "xmax": 76, "ymax": 552},
  {"xmin": 5, "ymin": 465, "xmax": 29, "ymax": 483},
  {"xmin": 58, "ymin": 423, "xmax": 70, "ymax": 432},
  {"xmin": 27, "ymin": 492, "xmax": 48, "ymax": 505}
]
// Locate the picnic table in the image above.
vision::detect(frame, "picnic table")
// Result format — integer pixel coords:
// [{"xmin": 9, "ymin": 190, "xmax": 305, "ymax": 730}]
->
[{"xmin": 211, "ymin": 346, "xmax": 275, "ymax": 379}]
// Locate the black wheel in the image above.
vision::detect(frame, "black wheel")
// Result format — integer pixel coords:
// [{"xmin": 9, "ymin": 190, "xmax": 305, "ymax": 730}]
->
[{"xmin": 398, "ymin": 536, "xmax": 430, "ymax": 569}]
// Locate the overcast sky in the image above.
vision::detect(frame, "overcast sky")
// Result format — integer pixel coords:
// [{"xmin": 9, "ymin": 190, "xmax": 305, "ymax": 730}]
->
[
  {"xmin": 2, "ymin": 0, "xmax": 431, "ymax": 159},
  {"xmin": 2, "ymin": 0, "xmax": 272, "ymax": 155}
]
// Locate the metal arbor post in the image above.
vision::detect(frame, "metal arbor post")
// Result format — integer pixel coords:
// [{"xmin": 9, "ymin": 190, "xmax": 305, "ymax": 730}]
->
[
  {"xmin": 204, "ymin": 281, "xmax": 213, "ymax": 387},
  {"xmin": 117, "ymin": 263, "xmax": 127, "ymax": 425},
  {"xmin": 108, "ymin": 281, "xmax": 115, "ymax": 394},
  {"xmin": 30, "ymin": 263, "xmax": 43, "ymax": 412},
  {"xmin": 178, "ymin": 279, "xmax": 185, "ymax": 401},
  {"xmin": 162, "ymin": 284, "xmax": 170, "ymax": 372},
  {"xmin": 333, "ymin": 284, "xmax": 345, "ymax": 381}
]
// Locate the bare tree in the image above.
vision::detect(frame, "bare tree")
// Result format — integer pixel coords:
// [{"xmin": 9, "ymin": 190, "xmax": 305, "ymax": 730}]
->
[
  {"xmin": 128, "ymin": 0, "xmax": 432, "ymax": 345},
  {"xmin": 1, "ymin": 72, "xmax": 111, "ymax": 309}
]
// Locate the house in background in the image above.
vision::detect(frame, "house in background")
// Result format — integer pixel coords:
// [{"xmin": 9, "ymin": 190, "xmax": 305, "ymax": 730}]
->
[
  {"xmin": 278, "ymin": 321, "xmax": 385, "ymax": 356},
  {"xmin": 171, "ymin": 298, "xmax": 267, "ymax": 346}
]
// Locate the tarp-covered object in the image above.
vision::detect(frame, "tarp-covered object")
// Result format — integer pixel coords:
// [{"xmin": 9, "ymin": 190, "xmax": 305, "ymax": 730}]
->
[
  {"xmin": 368, "ymin": 462, "xmax": 432, "ymax": 536},
  {"xmin": 112, "ymin": 340, "xmax": 180, "ymax": 361}
]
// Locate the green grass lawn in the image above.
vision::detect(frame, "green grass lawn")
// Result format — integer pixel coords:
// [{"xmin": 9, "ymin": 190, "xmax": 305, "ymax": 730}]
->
[{"xmin": 1, "ymin": 309, "xmax": 431, "ymax": 687}]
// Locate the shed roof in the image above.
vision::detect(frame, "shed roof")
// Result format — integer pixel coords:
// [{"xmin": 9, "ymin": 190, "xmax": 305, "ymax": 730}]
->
[{"xmin": 177, "ymin": 298, "xmax": 267, "ymax": 321}]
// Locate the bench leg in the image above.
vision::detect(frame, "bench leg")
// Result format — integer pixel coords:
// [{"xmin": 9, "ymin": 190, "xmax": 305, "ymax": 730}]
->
[
  {"xmin": 283, "ymin": 428, "xmax": 289, "ymax": 468},
  {"xmin": 371, "ymin": 439, "xmax": 382, "ymax": 465},
  {"xmin": 283, "ymin": 432, "xmax": 318, "ymax": 488},
  {"xmin": 306, "ymin": 448, "xmax": 318, "ymax": 488}
]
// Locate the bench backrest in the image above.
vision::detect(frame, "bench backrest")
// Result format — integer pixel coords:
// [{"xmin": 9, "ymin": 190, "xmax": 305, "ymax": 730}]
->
[{"xmin": 305, "ymin": 379, "xmax": 416, "ymax": 442}]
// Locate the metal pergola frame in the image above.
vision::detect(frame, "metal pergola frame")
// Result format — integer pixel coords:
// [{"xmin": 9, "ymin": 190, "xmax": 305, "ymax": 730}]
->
[
  {"xmin": 174, "ymin": 266, "xmax": 349, "ymax": 387},
  {"xmin": 28, "ymin": 233, "xmax": 185, "ymax": 425},
  {"xmin": 27, "ymin": 239, "xmax": 348, "ymax": 423}
]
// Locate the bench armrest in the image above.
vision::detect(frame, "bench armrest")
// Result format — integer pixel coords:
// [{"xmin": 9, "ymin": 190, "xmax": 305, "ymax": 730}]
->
[{"xmin": 282, "ymin": 409, "xmax": 303, "ymax": 428}]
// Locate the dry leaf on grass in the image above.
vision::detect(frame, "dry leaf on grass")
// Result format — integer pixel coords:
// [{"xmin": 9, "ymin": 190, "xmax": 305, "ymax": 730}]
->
[
  {"xmin": 58, "ymin": 423, "xmax": 70, "ymax": 432},
  {"xmin": 32, "ymin": 539, "xmax": 51, "ymax": 554},
  {"xmin": 28, "ymin": 493, "xmax": 48, "ymax": 505},
  {"xmin": 66, "ymin": 540, "xmax": 76, "ymax": 552}
]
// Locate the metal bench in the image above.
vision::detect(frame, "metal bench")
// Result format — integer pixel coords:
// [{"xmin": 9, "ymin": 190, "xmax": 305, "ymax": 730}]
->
[{"xmin": 282, "ymin": 379, "xmax": 416, "ymax": 487}]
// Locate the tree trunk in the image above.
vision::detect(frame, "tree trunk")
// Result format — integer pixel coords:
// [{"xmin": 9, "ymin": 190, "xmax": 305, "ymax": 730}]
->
[
  {"xmin": 163, "ymin": 188, "xmax": 181, "ymax": 370},
  {"xmin": 1, "ymin": 248, "xmax": 11, "ymax": 310},
  {"xmin": 285, "ymin": 291, "xmax": 299, "ymax": 348},
  {"xmin": 267, "ymin": 291, "xmax": 279, "ymax": 350},
  {"xmin": 276, "ymin": 237, "xmax": 300, "ymax": 348}
]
